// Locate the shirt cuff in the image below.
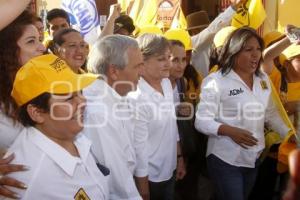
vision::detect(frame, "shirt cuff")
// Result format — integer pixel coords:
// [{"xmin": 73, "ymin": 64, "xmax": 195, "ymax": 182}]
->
[{"xmin": 134, "ymin": 169, "xmax": 148, "ymax": 177}]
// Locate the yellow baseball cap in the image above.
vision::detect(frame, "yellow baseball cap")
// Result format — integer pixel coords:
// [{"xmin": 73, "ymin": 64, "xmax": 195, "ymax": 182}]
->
[
  {"xmin": 164, "ymin": 28, "xmax": 193, "ymax": 51},
  {"xmin": 213, "ymin": 26, "xmax": 237, "ymax": 48},
  {"xmin": 279, "ymin": 44, "xmax": 300, "ymax": 65},
  {"xmin": 263, "ymin": 31, "xmax": 285, "ymax": 47},
  {"xmin": 12, "ymin": 54, "xmax": 97, "ymax": 106},
  {"xmin": 136, "ymin": 25, "xmax": 163, "ymax": 37}
]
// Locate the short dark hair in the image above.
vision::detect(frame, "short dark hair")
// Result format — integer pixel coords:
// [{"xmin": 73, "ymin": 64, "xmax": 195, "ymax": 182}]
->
[
  {"xmin": 218, "ymin": 27, "xmax": 264, "ymax": 76},
  {"xmin": 46, "ymin": 8, "xmax": 70, "ymax": 25},
  {"xmin": 114, "ymin": 14, "xmax": 135, "ymax": 34},
  {"xmin": 18, "ymin": 93, "xmax": 51, "ymax": 127}
]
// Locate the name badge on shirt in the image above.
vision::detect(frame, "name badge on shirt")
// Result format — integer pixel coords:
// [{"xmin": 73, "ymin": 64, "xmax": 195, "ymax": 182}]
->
[
  {"xmin": 229, "ymin": 88, "xmax": 244, "ymax": 96},
  {"xmin": 260, "ymin": 80, "xmax": 268, "ymax": 90}
]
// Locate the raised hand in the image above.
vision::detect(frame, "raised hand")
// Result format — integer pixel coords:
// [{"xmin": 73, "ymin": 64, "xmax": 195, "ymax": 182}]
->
[
  {"xmin": 230, "ymin": 0, "xmax": 248, "ymax": 10},
  {"xmin": 285, "ymin": 24, "xmax": 300, "ymax": 45},
  {"xmin": 109, "ymin": 3, "xmax": 121, "ymax": 21}
]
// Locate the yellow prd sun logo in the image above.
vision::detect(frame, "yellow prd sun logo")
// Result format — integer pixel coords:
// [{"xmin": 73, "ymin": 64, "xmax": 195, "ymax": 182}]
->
[{"xmin": 74, "ymin": 188, "xmax": 91, "ymax": 200}]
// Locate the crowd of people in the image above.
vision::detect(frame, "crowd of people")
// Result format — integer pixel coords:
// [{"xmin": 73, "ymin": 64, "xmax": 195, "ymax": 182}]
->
[{"xmin": 0, "ymin": 0, "xmax": 299, "ymax": 200}]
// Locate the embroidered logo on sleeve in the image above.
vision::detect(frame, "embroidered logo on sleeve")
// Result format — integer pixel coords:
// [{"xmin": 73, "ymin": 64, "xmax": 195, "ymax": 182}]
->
[
  {"xmin": 228, "ymin": 88, "xmax": 244, "ymax": 96},
  {"xmin": 74, "ymin": 188, "xmax": 91, "ymax": 200}
]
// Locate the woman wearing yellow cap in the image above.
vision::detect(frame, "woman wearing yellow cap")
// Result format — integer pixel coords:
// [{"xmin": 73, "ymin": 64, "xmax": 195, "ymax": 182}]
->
[{"xmin": 261, "ymin": 26, "xmax": 300, "ymax": 136}]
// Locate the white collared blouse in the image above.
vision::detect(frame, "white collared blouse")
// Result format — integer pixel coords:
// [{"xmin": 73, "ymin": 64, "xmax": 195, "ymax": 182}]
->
[
  {"xmin": 195, "ymin": 70, "xmax": 290, "ymax": 167},
  {"xmin": 128, "ymin": 78, "xmax": 179, "ymax": 182}
]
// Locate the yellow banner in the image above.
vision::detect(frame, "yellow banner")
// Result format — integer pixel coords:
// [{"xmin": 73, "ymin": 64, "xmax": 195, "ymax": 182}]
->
[
  {"xmin": 127, "ymin": 0, "xmax": 186, "ymax": 31},
  {"xmin": 232, "ymin": 0, "xmax": 266, "ymax": 29}
]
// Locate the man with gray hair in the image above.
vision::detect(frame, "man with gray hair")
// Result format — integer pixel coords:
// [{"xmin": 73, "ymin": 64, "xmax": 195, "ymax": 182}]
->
[{"xmin": 83, "ymin": 35, "xmax": 147, "ymax": 200}]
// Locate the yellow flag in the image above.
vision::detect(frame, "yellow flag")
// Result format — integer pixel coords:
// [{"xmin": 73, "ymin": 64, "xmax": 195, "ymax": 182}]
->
[
  {"xmin": 118, "ymin": 0, "xmax": 135, "ymax": 13},
  {"xmin": 129, "ymin": 0, "xmax": 144, "ymax": 21},
  {"xmin": 231, "ymin": 0, "xmax": 266, "ymax": 29},
  {"xmin": 130, "ymin": 0, "xmax": 187, "ymax": 31},
  {"xmin": 170, "ymin": 9, "xmax": 187, "ymax": 29},
  {"xmin": 134, "ymin": 0, "xmax": 157, "ymax": 27}
]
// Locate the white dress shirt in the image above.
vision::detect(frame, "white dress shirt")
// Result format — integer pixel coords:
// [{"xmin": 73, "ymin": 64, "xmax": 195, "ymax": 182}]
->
[
  {"xmin": 128, "ymin": 78, "xmax": 178, "ymax": 182},
  {"xmin": 195, "ymin": 70, "xmax": 290, "ymax": 168},
  {"xmin": 2, "ymin": 127, "xmax": 108, "ymax": 200},
  {"xmin": 83, "ymin": 79, "xmax": 142, "ymax": 200},
  {"xmin": 191, "ymin": 6, "xmax": 235, "ymax": 77}
]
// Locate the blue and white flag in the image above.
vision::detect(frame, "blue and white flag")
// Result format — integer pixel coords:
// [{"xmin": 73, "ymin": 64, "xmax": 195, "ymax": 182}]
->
[{"xmin": 61, "ymin": 0, "xmax": 101, "ymax": 44}]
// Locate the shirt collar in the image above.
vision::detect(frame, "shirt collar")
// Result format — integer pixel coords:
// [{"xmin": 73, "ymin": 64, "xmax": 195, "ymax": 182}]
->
[
  {"xmin": 138, "ymin": 77, "xmax": 157, "ymax": 95},
  {"xmin": 28, "ymin": 127, "xmax": 92, "ymax": 176},
  {"xmin": 84, "ymin": 79, "xmax": 123, "ymax": 104},
  {"xmin": 225, "ymin": 70, "xmax": 263, "ymax": 90}
]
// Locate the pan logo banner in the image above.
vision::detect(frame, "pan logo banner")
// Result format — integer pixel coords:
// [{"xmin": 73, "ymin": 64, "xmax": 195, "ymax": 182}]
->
[{"xmin": 61, "ymin": 0, "xmax": 100, "ymax": 44}]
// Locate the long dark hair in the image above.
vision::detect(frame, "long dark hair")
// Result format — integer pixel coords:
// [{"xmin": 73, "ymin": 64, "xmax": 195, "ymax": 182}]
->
[
  {"xmin": 184, "ymin": 64, "xmax": 200, "ymax": 91},
  {"xmin": 209, "ymin": 46, "xmax": 220, "ymax": 71},
  {"xmin": 0, "ymin": 10, "xmax": 35, "ymax": 118},
  {"xmin": 218, "ymin": 27, "xmax": 264, "ymax": 76}
]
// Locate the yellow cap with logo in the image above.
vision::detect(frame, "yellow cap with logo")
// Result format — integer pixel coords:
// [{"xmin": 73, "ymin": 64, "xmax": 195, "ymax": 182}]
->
[
  {"xmin": 213, "ymin": 26, "xmax": 237, "ymax": 48},
  {"xmin": 164, "ymin": 28, "xmax": 193, "ymax": 51},
  {"xmin": 12, "ymin": 54, "xmax": 97, "ymax": 106}
]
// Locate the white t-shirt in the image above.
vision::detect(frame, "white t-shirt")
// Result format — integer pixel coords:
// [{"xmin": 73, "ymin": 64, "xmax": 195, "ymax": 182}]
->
[
  {"xmin": 2, "ymin": 127, "xmax": 109, "ymax": 200},
  {"xmin": 195, "ymin": 70, "xmax": 290, "ymax": 167},
  {"xmin": 128, "ymin": 78, "xmax": 178, "ymax": 182}
]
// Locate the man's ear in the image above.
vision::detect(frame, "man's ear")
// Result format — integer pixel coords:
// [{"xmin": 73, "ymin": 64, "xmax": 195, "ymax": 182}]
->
[
  {"xmin": 26, "ymin": 104, "xmax": 45, "ymax": 124},
  {"xmin": 107, "ymin": 65, "xmax": 119, "ymax": 81}
]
